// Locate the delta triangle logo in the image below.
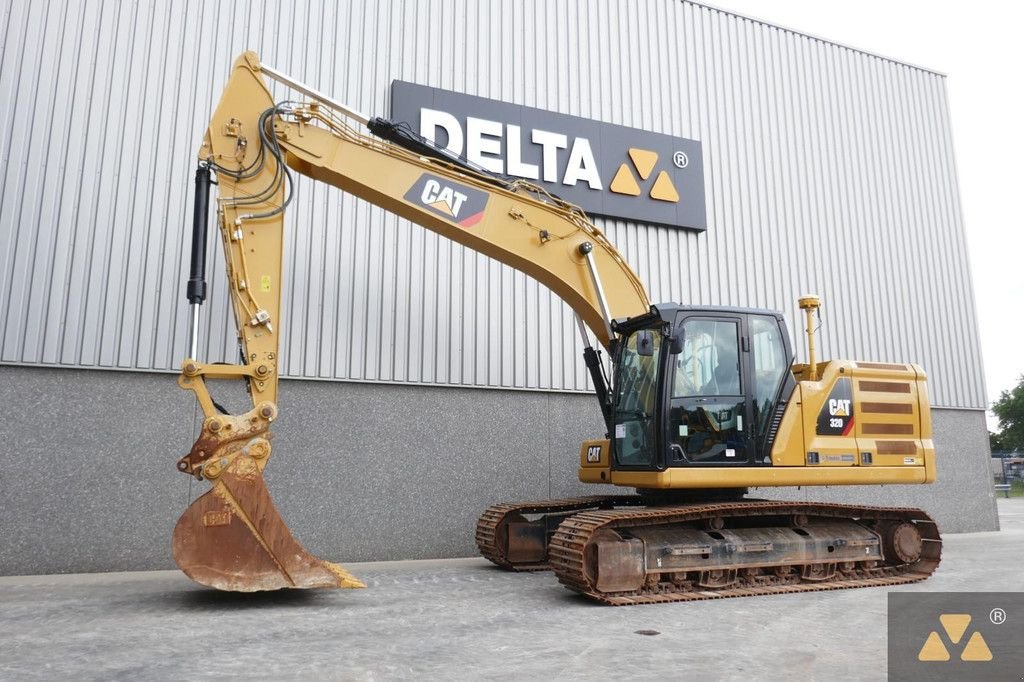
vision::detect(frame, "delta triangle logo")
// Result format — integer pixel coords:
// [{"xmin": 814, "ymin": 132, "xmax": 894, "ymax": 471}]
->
[
  {"xmin": 609, "ymin": 148, "xmax": 680, "ymax": 203},
  {"xmin": 917, "ymin": 614, "xmax": 993, "ymax": 662}
]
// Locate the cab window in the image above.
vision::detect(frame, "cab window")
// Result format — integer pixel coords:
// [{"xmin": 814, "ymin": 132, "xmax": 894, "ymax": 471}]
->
[
  {"xmin": 669, "ymin": 318, "xmax": 746, "ymax": 464},
  {"xmin": 612, "ymin": 329, "xmax": 661, "ymax": 467},
  {"xmin": 674, "ymin": 319, "xmax": 740, "ymax": 398},
  {"xmin": 750, "ymin": 316, "xmax": 786, "ymax": 435}
]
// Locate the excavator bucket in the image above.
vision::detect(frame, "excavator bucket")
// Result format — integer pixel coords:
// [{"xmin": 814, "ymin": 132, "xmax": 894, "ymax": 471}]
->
[{"xmin": 172, "ymin": 451, "xmax": 364, "ymax": 592}]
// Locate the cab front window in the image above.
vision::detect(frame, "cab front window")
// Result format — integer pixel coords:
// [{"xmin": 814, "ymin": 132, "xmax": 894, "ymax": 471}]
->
[{"xmin": 612, "ymin": 329, "xmax": 662, "ymax": 467}]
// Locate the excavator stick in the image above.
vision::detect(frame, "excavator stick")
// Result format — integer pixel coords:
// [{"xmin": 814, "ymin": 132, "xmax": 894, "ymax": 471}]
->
[{"xmin": 172, "ymin": 52, "xmax": 368, "ymax": 592}]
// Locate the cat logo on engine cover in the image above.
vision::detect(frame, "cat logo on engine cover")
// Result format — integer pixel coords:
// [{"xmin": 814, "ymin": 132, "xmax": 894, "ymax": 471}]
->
[{"xmin": 817, "ymin": 377, "xmax": 855, "ymax": 436}]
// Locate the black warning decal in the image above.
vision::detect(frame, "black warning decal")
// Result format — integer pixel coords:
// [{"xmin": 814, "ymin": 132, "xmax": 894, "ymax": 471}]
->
[{"xmin": 816, "ymin": 377, "xmax": 855, "ymax": 436}]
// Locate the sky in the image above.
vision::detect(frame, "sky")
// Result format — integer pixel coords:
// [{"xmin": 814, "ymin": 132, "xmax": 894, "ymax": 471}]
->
[{"xmin": 704, "ymin": 0, "xmax": 1024, "ymax": 426}]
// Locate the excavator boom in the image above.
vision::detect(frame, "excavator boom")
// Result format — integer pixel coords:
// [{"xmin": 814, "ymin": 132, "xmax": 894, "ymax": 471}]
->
[{"xmin": 175, "ymin": 52, "xmax": 649, "ymax": 591}]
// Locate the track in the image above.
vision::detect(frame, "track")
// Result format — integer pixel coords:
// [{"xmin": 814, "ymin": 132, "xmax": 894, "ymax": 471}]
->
[
  {"xmin": 477, "ymin": 497, "xmax": 941, "ymax": 605},
  {"xmin": 475, "ymin": 496, "xmax": 642, "ymax": 571}
]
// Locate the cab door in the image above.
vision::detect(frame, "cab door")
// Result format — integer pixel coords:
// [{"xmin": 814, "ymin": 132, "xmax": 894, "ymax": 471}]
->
[{"xmin": 667, "ymin": 315, "xmax": 753, "ymax": 465}]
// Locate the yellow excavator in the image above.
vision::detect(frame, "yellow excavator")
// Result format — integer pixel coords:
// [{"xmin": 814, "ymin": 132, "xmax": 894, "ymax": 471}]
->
[{"xmin": 174, "ymin": 52, "xmax": 940, "ymax": 603}]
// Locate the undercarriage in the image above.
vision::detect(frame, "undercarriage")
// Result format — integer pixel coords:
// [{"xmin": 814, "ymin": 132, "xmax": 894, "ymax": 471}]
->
[{"xmin": 476, "ymin": 496, "xmax": 941, "ymax": 605}]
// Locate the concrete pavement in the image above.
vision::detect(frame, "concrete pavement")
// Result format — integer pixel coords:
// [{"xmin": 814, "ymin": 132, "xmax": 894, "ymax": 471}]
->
[{"xmin": 1, "ymin": 499, "xmax": 1021, "ymax": 681}]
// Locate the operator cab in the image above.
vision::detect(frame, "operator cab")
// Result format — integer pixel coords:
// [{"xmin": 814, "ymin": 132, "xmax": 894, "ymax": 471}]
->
[{"xmin": 611, "ymin": 304, "xmax": 796, "ymax": 471}]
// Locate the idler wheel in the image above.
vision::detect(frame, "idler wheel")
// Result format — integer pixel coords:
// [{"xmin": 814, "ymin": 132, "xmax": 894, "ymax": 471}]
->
[{"xmin": 884, "ymin": 522, "xmax": 923, "ymax": 564}]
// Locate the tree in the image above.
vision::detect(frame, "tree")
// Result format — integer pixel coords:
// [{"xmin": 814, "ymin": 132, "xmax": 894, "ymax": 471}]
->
[
  {"xmin": 991, "ymin": 375, "xmax": 1024, "ymax": 452},
  {"xmin": 990, "ymin": 431, "xmax": 1006, "ymax": 453}
]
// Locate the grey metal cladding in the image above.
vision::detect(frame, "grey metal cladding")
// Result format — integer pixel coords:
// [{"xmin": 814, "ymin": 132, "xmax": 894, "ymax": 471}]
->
[{"xmin": 0, "ymin": 0, "xmax": 986, "ymax": 409}]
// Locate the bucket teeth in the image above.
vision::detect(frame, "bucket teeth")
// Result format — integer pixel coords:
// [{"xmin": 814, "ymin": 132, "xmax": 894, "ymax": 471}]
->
[
  {"xmin": 322, "ymin": 562, "xmax": 366, "ymax": 590},
  {"xmin": 173, "ymin": 454, "xmax": 363, "ymax": 591}
]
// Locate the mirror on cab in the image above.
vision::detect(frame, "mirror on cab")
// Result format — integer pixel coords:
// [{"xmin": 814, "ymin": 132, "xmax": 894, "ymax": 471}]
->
[{"xmin": 636, "ymin": 330, "xmax": 655, "ymax": 357}]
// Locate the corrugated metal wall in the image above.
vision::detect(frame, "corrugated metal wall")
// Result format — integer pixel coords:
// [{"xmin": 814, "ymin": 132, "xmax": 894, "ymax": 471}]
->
[{"xmin": 0, "ymin": 0, "xmax": 985, "ymax": 408}]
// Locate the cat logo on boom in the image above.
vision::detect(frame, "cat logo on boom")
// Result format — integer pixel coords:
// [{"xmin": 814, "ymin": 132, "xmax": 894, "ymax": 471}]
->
[{"xmin": 404, "ymin": 173, "xmax": 489, "ymax": 228}]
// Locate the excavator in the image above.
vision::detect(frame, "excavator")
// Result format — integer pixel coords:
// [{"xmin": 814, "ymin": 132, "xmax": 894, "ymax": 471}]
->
[{"xmin": 173, "ymin": 52, "xmax": 941, "ymax": 604}]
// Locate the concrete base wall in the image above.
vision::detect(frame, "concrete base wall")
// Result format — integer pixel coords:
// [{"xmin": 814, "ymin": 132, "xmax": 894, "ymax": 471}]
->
[{"xmin": 0, "ymin": 366, "xmax": 999, "ymax": 576}]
